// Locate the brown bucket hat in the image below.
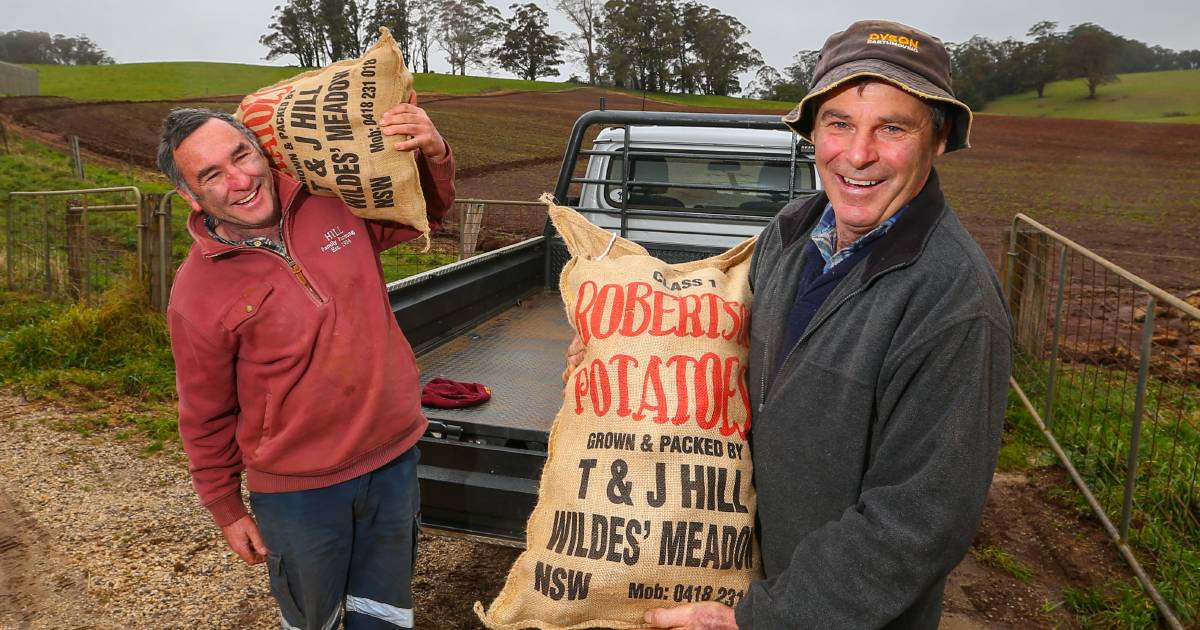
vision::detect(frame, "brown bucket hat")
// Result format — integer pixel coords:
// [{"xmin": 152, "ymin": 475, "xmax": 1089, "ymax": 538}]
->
[{"xmin": 782, "ymin": 19, "xmax": 973, "ymax": 152}]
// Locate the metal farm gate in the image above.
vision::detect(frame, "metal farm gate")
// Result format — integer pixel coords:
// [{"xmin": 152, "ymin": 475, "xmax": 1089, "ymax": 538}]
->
[
  {"xmin": 4, "ymin": 187, "xmax": 176, "ymax": 310},
  {"xmin": 4, "ymin": 189, "xmax": 547, "ymax": 310},
  {"xmin": 1003, "ymin": 213, "xmax": 1198, "ymax": 628}
]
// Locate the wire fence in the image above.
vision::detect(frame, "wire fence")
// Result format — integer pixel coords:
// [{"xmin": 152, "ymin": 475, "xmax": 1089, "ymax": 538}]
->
[
  {"xmin": 4, "ymin": 187, "xmax": 147, "ymax": 304},
  {"xmin": 379, "ymin": 197, "xmax": 547, "ymax": 280},
  {"xmin": 4, "ymin": 188, "xmax": 550, "ymax": 310},
  {"xmin": 1002, "ymin": 213, "xmax": 1199, "ymax": 629}
]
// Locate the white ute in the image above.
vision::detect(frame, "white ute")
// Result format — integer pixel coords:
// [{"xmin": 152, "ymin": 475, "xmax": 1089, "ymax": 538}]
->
[{"xmin": 576, "ymin": 125, "xmax": 822, "ymax": 248}]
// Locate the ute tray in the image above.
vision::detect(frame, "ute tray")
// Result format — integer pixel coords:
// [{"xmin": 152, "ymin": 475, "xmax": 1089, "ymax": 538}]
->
[{"xmin": 417, "ymin": 289, "xmax": 572, "ymax": 444}]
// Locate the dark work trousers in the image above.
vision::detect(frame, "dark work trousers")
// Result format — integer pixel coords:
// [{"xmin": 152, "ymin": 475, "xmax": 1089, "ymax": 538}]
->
[{"xmin": 250, "ymin": 447, "xmax": 421, "ymax": 630}]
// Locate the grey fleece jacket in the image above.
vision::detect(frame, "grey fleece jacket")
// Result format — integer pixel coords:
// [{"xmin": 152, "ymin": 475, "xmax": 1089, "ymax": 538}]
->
[{"xmin": 733, "ymin": 170, "xmax": 1012, "ymax": 629}]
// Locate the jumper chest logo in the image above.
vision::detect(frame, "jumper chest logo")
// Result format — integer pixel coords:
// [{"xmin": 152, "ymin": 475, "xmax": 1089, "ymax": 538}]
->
[
  {"xmin": 867, "ymin": 33, "xmax": 920, "ymax": 52},
  {"xmin": 320, "ymin": 225, "xmax": 358, "ymax": 254}
]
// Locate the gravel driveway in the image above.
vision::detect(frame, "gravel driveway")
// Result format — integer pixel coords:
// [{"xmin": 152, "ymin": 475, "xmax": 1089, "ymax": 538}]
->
[{"xmin": 0, "ymin": 394, "xmax": 517, "ymax": 630}]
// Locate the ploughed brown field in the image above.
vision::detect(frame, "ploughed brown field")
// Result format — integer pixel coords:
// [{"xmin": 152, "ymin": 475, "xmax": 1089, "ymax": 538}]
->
[
  {"xmin": 1, "ymin": 88, "xmax": 1196, "ymax": 628},
  {"xmin": 2, "ymin": 87, "xmax": 1197, "ymax": 290}
]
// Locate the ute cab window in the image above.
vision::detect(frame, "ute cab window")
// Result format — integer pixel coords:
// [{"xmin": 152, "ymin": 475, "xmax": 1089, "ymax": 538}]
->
[{"xmin": 605, "ymin": 151, "xmax": 816, "ymax": 215}]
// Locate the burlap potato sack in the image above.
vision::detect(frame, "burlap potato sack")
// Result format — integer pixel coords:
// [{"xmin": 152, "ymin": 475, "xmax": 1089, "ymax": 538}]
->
[
  {"xmin": 235, "ymin": 27, "xmax": 429, "ymax": 246},
  {"xmin": 475, "ymin": 198, "xmax": 760, "ymax": 630}
]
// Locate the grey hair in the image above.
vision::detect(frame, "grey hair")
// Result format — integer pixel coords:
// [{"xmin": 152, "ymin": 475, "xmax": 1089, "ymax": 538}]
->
[{"xmin": 156, "ymin": 108, "xmax": 262, "ymax": 194}]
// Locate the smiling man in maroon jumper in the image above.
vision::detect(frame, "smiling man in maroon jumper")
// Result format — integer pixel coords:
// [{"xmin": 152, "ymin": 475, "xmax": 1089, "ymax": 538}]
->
[{"xmin": 158, "ymin": 96, "xmax": 454, "ymax": 630}]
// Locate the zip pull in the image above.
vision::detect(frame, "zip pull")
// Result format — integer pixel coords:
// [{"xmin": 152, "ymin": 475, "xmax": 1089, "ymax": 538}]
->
[
  {"xmin": 288, "ymin": 260, "xmax": 324, "ymax": 303},
  {"xmin": 273, "ymin": 246, "xmax": 325, "ymax": 304},
  {"xmin": 289, "ymin": 261, "xmax": 311, "ymax": 289}
]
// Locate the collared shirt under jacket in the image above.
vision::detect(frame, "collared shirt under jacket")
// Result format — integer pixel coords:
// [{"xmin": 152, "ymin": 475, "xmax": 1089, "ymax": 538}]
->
[{"xmin": 735, "ymin": 170, "xmax": 1013, "ymax": 629}]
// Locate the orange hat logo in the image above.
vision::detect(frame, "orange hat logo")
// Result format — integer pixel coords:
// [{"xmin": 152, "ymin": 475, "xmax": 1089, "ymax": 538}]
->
[{"xmin": 867, "ymin": 33, "xmax": 920, "ymax": 53}]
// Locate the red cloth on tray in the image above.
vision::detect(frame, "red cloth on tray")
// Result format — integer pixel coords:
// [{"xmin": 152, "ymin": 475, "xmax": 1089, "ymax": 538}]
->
[{"xmin": 421, "ymin": 377, "xmax": 491, "ymax": 408}]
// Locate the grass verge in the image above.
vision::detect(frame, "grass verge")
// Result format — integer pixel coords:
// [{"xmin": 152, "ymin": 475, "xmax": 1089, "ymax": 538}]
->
[
  {"xmin": 972, "ymin": 545, "xmax": 1037, "ymax": 583},
  {"xmin": 1061, "ymin": 582, "xmax": 1162, "ymax": 629},
  {"xmin": 1007, "ymin": 355, "xmax": 1200, "ymax": 626},
  {"xmin": 0, "ymin": 281, "xmax": 178, "ymax": 454},
  {"xmin": 381, "ymin": 243, "xmax": 457, "ymax": 279},
  {"xmin": 0, "ymin": 132, "xmax": 170, "ymax": 197}
]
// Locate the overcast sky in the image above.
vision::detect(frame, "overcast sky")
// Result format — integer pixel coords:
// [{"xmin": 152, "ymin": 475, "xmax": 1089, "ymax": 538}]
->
[{"xmin": 8, "ymin": 0, "xmax": 1198, "ymax": 82}]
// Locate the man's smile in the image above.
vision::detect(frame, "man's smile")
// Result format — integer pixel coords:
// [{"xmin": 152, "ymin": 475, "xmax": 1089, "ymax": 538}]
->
[
  {"xmin": 839, "ymin": 175, "xmax": 883, "ymax": 188},
  {"xmin": 232, "ymin": 184, "xmax": 260, "ymax": 206}
]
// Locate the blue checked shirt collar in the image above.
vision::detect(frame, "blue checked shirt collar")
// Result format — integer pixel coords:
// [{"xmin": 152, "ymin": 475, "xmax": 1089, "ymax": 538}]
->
[{"xmin": 810, "ymin": 203, "xmax": 907, "ymax": 273}]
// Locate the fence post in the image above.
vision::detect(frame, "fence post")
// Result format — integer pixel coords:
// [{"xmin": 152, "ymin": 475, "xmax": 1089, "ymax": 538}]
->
[
  {"xmin": 1044, "ymin": 246, "xmax": 1069, "ymax": 428},
  {"xmin": 68, "ymin": 136, "xmax": 85, "ymax": 180},
  {"xmin": 139, "ymin": 193, "xmax": 160, "ymax": 304},
  {"xmin": 1120, "ymin": 295, "xmax": 1156, "ymax": 542},
  {"xmin": 1002, "ymin": 225, "xmax": 1017, "ymax": 303},
  {"xmin": 5, "ymin": 195, "xmax": 12, "ymax": 289},
  {"xmin": 65, "ymin": 202, "xmax": 84, "ymax": 300},
  {"xmin": 42, "ymin": 197, "xmax": 51, "ymax": 294},
  {"xmin": 153, "ymin": 194, "xmax": 173, "ymax": 312},
  {"xmin": 459, "ymin": 202, "xmax": 485, "ymax": 260}
]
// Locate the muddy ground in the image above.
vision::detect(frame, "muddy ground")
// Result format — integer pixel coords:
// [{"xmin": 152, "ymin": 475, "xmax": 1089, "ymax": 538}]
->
[{"xmin": 1, "ymin": 89, "xmax": 1196, "ymax": 628}]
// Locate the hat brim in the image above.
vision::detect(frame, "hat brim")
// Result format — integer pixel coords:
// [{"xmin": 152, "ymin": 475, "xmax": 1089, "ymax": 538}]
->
[{"xmin": 782, "ymin": 59, "xmax": 973, "ymax": 152}]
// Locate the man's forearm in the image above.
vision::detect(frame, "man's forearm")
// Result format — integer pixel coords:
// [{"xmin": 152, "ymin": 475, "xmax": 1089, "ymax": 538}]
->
[{"xmin": 417, "ymin": 142, "xmax": 455, "ymax": 229}]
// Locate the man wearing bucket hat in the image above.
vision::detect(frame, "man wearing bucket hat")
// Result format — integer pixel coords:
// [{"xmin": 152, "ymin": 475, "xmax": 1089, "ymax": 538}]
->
[{"xmin": 635, "ymin": 19, "xmax": 1012, "ymax": 629}]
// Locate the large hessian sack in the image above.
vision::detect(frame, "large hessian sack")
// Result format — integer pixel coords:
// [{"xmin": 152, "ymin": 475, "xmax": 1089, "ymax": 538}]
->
[
  {"xmin": 234, "ymin": 28, "xmax": 429, "ymax": 245},
  {"xmin": 475, "ymin": 199, "xmax": 761, "ymax": 630}
]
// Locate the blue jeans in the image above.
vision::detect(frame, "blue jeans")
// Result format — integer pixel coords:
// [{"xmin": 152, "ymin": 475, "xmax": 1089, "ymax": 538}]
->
[{"xmin": 250, "ymin": 447, "xmax": 421, "ymax": 630}]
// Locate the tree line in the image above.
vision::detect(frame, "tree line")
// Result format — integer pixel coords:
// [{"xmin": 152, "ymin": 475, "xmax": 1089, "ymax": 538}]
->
[
  {"xmin": 755, "ymin": 21, "xmax": 1200, "ymax": 108},
  {"xmin": 0, "ymin": 30, "xmax": 114, "ymax": 65},
  {"xmin": 260, "ymin": 0, "xmax": 761, "ymax": 95}
]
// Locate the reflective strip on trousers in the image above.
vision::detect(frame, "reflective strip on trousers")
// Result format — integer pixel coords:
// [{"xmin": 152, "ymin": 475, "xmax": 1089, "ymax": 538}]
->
[
  {"xmin": 279, "ymin": 607, "xmax": 340, "ymax": 630},
  {"xmin": 345, "ymin": 594, "xmax": 414, "ymax": 628}
]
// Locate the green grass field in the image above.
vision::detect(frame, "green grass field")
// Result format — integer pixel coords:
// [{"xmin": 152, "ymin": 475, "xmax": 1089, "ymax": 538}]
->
[
  {"xmin": 0, "ymin": 134, "xmax": 171, "ymax": 197},
  {"xmin": 619, "ymin": 89, "xmax": 794, "ymax": 111},
  {"xmin": 22, "ymin": 61, "xmax": 785, "ymax": 110},
  {"xmin": 24, "ymin": 62, "xmax": 311, "ymax": 101},
  {"xmin": 24, "ymin": 62, "xmax": 581, "ymax": 102},
  {"xmin": 983, "ymin": 69, "xmax": 1200, "ymax": 124},
  {"xmin": 408, "ymin": 72, "xmax": 576, "ymax": 96},
  {"xmin": 0, "ymin": 138, "xmax": 179, "ymax": 449}
]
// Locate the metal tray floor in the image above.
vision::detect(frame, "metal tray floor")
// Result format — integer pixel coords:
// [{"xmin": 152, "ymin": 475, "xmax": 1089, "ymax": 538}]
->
[{"xmin": 417, "ymin": 289, "xmax": 573, "ymax": 440}]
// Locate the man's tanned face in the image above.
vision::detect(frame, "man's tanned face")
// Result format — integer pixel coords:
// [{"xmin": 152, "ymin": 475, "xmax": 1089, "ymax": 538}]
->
[
  {"xmin": 811, "ymin": 80, "xmax": 948, "ymax": 247},
  {"xmin": 173, "ymin": 119, "xmax": 279, "ymax": 229}
]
